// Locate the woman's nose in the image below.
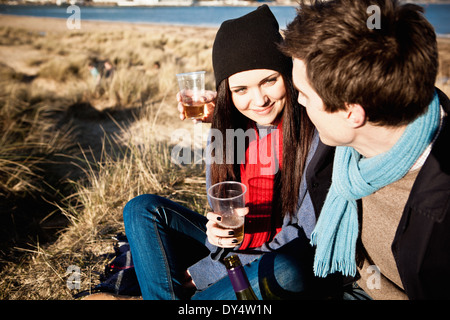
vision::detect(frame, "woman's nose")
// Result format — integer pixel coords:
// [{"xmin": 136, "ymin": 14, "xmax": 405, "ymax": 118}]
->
[{"xmin": 251, "ymin": 88, "xmax": 268, "ymax": 108}]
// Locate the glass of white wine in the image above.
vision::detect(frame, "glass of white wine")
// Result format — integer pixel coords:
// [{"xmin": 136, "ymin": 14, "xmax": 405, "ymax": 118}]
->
[
  {"xmin": 176, "ymin": 71, "xmax": 206, "ymax": 120},
  {"xmin": 207, "ymin": 181, "xmax": 247, "ymax": 245}
]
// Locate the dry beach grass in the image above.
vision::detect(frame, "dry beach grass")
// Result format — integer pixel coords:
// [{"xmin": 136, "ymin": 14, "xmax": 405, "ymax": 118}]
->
[
  {"xmin": 0, "ymin": 14, "xmax": 449, "ymax": 300},
  {"xmin": 0, "ymin": 15, "xmax": 216, "ymax": 299}
]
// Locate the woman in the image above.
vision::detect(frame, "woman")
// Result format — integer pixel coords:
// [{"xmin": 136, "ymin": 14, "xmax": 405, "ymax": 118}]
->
[{"xmin": 123, "ymin": 5, "xmax": 339, "ymax": 300}]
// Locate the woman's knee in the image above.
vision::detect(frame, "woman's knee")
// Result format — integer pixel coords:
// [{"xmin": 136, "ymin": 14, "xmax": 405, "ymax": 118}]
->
[
  {"xmin": 258, "ymin": 250, "xmax": 342, "ymax": 299},
  {"xmin": 274, "ymin": 253, "xmax": 311, "ymax": 291},
  {"xmin": 257, "ymin": 239, "xmax": 316, "ymax": 299},
  {"xmin": 123, "ymin": 194, "xmax": 165, "ymax": 228},
  {"xmin": 261, "ymin": 252, "xmax": 311, "ymax": 292}
]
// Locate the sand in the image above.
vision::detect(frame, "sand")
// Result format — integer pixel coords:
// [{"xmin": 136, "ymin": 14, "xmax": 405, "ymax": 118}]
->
[{"xmin": 0, "ymin": 13, "xmax": 217, "ymax": 34}]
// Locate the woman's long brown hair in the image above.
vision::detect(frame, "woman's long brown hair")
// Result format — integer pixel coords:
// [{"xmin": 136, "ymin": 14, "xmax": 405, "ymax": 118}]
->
[{"xmin": 210, "ymin": 74, "xmax": 315, "ymax": 218}]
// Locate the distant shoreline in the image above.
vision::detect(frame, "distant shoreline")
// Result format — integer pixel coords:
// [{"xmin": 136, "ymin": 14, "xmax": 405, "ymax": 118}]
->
[
  {"xmin": 1, "ymin": 12, "xmax": 449, "ymax": 38},
  {"xmin": 0, "ymin": 13, "xmax": 219, "ymax": 33},
  {"xmin": 1, "ymin": 2, "xmax": 449, "ymax": 36}
]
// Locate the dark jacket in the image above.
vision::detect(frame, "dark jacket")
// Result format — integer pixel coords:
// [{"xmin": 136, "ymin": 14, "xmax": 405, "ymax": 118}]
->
[{"xmin": 306, "ymin": 88, "xmax": 450, "ymax": 300}]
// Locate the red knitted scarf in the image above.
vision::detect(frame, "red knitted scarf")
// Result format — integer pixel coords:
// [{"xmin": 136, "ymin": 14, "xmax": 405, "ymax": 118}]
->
[{"xmin": 239, "ymin": 122, "xmax": 283, "ymax": 250}]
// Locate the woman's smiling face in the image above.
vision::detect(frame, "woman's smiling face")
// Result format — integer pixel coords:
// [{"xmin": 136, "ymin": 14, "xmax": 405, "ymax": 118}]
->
[{"xmin": 228, "ymin": 69, "xmax": 286, "ymax": 126}]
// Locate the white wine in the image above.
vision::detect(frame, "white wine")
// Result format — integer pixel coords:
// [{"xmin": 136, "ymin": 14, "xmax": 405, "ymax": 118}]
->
[
  {"xmin": 183, "ymin": 102, "xmax": 204, "ymax": 119},
  {"xmin": 223, "ymin": 255, "xmax": 258, "ymax": 300},
  {"xmin": 227, "ymin": 223, "xmax": 244, "ymax": 244},
  {"xmin": 218, "ymin": 216, "xmax": 245, "ymax": 244}
]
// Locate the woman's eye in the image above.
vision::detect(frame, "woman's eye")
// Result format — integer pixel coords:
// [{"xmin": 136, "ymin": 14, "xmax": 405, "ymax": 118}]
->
[
  {"xmin": 233, "ymin": 88, "xmax": 247, "ymax": 94},
  {"xmin": 263, "ymin": 77, "xmax": 277, "ymax": 86}
]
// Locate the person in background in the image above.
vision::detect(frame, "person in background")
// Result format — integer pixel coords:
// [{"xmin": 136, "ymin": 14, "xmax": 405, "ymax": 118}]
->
[
  {"xmin": 103, "ymin": 60, "xmax": 115, "ymax": 80},
  {"xmin": 88, "ymin": 59, "xmax": 101, "ymax": 86},
  {"xmin": 123, "ymin": 5, "xmax": 341, "ymax": 300},
  {"xmin": 281, "ymin": 0, "xmax": 449, "ymax": 299}
]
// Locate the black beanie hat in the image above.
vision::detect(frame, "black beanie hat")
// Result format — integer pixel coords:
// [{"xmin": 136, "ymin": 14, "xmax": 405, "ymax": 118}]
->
[{"xmin": 212, "ymin": 5, "xmax": 292, "ymax": 89}]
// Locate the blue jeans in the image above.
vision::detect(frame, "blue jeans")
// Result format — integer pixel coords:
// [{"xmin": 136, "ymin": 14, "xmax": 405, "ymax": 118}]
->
[{"xmin": 123, "ymin": 194, "xmax": 341, "ymax": 300}]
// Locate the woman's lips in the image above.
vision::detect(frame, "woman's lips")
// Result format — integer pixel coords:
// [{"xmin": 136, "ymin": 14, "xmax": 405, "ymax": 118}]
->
[{"xmin": 252, "ymin": 103, "xmax": 274, "ymax": 116}]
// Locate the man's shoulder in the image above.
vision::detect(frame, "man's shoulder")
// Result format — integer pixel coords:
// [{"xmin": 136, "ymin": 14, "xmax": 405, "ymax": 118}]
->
[{"xmin": 437, "ymin": 87, "xmax": 450, "ymax": 114}]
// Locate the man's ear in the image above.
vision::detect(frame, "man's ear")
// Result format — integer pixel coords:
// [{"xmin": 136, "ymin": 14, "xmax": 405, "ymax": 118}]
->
[{"xmin": 345, "ymin": 103, "xmax": 366, "ymax": 128}]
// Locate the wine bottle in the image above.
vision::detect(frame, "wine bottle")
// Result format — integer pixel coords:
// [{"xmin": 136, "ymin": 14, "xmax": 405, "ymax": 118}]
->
[{"xmin": 223, "ymin": 255, "xmax": 258, "ymax": 300}]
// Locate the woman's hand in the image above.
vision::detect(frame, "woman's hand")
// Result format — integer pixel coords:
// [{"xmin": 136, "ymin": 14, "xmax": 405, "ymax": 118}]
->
[
  {"xmin": 183, "ymin": 270, "xmax": 196, "ymax": 290},
  {"xmin": 177, "ymin": 90, "xmax": 217, "ymax": 123},
  {"xmin": 206, "ymin": 207, "xmax": 249, "ymax": 248}
]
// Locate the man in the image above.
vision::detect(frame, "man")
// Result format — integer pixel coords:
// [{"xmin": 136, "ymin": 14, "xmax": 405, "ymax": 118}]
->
[{"xmin": 281, "ymin": 0, "xmax": 449, "ymax": 299}]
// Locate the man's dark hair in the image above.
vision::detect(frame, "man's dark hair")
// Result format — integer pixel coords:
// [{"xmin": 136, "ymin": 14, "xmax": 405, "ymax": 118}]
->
[{"xmin": 281, "ymin": 0, "xmax": 438, "ymax": 126}]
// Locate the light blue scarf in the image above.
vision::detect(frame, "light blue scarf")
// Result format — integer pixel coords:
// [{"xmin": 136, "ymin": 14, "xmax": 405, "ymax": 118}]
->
[{"xmin": 310, "ymin": 92, "xmax": 441, "ymax": 278}]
